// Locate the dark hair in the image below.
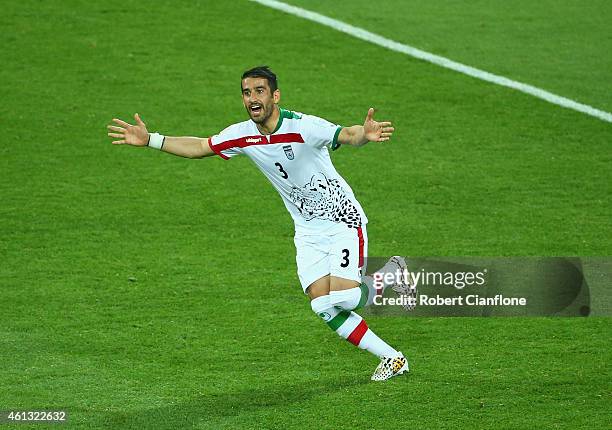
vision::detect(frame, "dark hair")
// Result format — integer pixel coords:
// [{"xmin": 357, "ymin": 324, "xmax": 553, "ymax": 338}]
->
[{"xmin": 241, "ymin": 65, "xmax": 278, "ymax": 92}]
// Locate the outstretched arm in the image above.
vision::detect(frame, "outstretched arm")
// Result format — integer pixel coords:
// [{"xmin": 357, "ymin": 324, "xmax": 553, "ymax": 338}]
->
[
  {"xmin": 107, "ymin": 113, "xmax": 215, "ymax": 159},
  {"xmin": 337, "ymin": 108, "xmax": 394, "ymax": 147}
]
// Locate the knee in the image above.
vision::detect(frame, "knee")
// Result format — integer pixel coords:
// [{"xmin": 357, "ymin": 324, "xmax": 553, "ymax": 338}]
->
[
  {"xmin": 311, "ymin": 295, "xmax": 332, "ymax": 318},
  {"xmin": 310, "ymin": 295, "xmax": 347, "ymax": 334},
  {"xmin": 329, "ymin": 286, "xmax": 362, "ymax": 310}
]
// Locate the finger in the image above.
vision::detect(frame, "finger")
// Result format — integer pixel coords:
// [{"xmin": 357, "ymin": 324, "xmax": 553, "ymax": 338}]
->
[
  {"xmin": 107, "ymin": 125, "xmax": 126, "ymax": 132},
  {"xmin": 134, "ymin": 113, "xmax": 145, "ymax": 126},
  {"xmin": 366, "ymin": 107, "xmax": 375, "ymax": 121},
  {"xmin": 380, "ymin": 132, "xmax": 393, "ymax": 138},
  {"xmin": 112, "ymin": 140, "xmax": 126, "ymax": 145},
  {"xmin": 378, "ymin": 121, "xmax": 392, "ymax": 127},
  {"xmin": 377, "ymin": 137, "xmax": 390, "ymax": 142},
  {"xmin": 108, "ymin": 132, "xmax": 124, "ymax": 138},
  {"xmin": 112, "ymin": 118, "xmax": 131, "ymax": 128}
]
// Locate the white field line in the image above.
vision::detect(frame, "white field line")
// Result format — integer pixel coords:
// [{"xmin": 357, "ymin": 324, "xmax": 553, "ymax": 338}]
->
[{"xmin": 250, "ymin": 0, "xmax": 612, "ymax": 124}]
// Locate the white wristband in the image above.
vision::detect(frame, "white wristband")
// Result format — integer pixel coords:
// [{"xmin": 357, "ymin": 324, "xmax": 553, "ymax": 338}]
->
[{"xmin": 148, "ymin": 132, "xmax": 165, "ymax": 150}]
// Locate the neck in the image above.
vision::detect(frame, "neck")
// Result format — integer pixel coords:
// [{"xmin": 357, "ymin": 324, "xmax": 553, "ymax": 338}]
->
[{"xmin": 256, "ymin": 105, "xmax": 280, "ymax": 135}]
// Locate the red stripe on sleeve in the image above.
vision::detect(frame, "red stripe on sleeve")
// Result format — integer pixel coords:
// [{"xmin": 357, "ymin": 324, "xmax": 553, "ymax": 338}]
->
[
  {"xmin": 347, "ymin": 319, "xmax": 368, "ymax": 346},
  {"xmin": 208, "ymin": 137, "xmax": 230, "ymax": 160}
]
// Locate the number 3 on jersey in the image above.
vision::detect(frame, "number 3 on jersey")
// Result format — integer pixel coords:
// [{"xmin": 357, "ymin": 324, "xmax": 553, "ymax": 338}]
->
[{"xmin": 275, "ymin": 162, "xmax": 289, "ymax": 179}]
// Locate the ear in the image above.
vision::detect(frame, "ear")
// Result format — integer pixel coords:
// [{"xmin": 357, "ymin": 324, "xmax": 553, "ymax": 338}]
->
[{"xmin": 273, "ymin": 89, "xmax": 281, "ymax": 103}]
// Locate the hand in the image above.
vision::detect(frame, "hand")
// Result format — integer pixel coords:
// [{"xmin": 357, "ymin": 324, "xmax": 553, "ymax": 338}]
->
[
  {"xmin": 363, "ymin": 107, "xmax": 394, "ymax": 142},
  {"xmin": 107, "ymin": 113, "xmax": 149, "ymax": 146}
]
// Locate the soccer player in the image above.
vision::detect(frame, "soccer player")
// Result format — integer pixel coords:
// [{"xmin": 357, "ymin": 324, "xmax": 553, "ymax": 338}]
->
[{"xmin": 107, "ymin": 66, "xmax": 412, "ymax": 381}]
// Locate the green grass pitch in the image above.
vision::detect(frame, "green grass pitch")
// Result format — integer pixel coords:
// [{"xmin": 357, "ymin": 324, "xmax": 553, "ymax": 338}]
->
[{"xmin": 1, "ymin": 0, "xmax": 611, "ymax": 428}]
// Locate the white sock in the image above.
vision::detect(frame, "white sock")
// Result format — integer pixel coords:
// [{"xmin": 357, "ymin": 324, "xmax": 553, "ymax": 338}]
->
[
  {"xmin": 329, "ymin": 287, "xmax": 361, "ymax": 310},
  {"xmin": 362, "ymin": 276, "xmax": 382, "ymax": 306},
  {"xmin": 311, "ymin": 295, "xmax": 398, "ymax": 358}
]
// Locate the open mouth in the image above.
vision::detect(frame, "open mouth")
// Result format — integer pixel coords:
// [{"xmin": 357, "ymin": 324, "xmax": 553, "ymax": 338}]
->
[{"xmin": 250, "ymin": 104, "xmax": 263, "ymax": 115}]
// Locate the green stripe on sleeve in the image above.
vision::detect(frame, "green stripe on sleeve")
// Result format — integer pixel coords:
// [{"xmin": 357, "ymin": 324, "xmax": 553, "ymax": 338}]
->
[
  {"xmin": 327, "ymin": 310, "xmax": 350, "ymax": 331},
  {"xmin": 331, "ymin": 126, "xmax": 343, "ymax": 151}
]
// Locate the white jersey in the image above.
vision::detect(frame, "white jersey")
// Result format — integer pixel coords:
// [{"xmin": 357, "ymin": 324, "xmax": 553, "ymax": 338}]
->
[{"xmin": 208, "ymin": 108, "xmax": 368, "ymax": 235}]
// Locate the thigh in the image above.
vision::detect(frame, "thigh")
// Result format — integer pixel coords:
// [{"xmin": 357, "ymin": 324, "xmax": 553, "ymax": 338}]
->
[
  {"xmin": 295, "ymin": 235, "xmax": 331, "ymax": 294},
  {"xmin": 329, "ymin": 225, "xmax": 368, "ymax": 288},
  {"xmin": 307, "ymin": 274, "xmax": 331, "ymax": 299},
  {"xmin": 329, "ymin": 275, "xmax": 360, "ymax": 292}
]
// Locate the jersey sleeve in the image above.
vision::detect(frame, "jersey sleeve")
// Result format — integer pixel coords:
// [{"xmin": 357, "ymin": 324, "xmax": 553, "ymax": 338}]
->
[
  {"xmin": 208, "ymin": 125, "xmax": 243, "ymax": 160},
  {"xmin": 300, "ymin": 114, "xmax": 343, "ymax": 151}
]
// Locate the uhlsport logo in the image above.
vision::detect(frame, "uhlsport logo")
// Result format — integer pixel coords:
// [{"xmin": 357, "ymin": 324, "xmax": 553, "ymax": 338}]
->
[{"xmin": 246, "ymin": 137, "xmax": 261, "ymax": 144}]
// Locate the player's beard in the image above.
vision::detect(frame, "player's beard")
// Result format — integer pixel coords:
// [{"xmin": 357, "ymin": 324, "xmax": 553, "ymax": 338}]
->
[{"xmin": 247, "ymin": 102, "xmax": 273, "ymax": 124}]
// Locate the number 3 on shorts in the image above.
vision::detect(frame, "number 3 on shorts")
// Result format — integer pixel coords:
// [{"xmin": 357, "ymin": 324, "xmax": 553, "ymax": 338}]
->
[{"xmin": 340, "ymin": 249, "xmax": 350, "ymax": 268}]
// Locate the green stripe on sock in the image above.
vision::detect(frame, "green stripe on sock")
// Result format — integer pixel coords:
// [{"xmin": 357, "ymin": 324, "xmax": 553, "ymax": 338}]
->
[
  {"xmin": 357, "ymin": 282, "xmax": 369, "ymax": 309},
  {"xmin": 327, "ymin": 310, "xmax": 350, "ymax": 331}
]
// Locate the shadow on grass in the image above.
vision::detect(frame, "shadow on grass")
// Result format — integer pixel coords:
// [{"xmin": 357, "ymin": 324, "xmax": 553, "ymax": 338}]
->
[{"xmin": 95, "ymin": 376, "xmax": 366, "ymax": 429}]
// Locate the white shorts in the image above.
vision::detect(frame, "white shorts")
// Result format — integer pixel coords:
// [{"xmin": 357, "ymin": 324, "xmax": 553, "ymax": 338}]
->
[{"xmin": 294, "ymin": 225, "xmax": 368, "ymax": 293}]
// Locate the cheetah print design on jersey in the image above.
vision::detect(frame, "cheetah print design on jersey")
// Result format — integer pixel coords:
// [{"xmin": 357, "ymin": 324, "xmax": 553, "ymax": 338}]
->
[{"xmin": 289, "ymin": 172, "xmax": 362, "ymax": 228}]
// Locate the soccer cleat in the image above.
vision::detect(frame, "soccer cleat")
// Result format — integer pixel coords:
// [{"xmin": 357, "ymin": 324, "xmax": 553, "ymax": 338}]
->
[
  {"xmin": 389, "ymin": 256, "xmax": 417, "ymax": 311},
  {"xmin": 371, "ymin": 351, "xmax": 409, "ymax": 381}
]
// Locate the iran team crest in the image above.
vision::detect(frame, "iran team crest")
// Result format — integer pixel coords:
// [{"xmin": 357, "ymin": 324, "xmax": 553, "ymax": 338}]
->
[
  {"xmin": 283, "ymin": 145, "xmax": 294, "ymax": 160},
  {"xmin": 318, "ymin": 312, "xmax": 331, "ymax": 321}
]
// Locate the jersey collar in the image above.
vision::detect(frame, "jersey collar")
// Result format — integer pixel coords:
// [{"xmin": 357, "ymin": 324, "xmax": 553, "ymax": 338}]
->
[
  {"xmin": 253, "ymin": 107, "xmax": 291, "ymax": 135},
  {"xmin": 271, "ymin": 107, "xmax": 293, "ymax": 134}
]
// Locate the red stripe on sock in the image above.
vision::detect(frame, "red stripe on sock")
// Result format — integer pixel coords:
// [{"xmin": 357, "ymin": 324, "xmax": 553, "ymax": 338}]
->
[
  {"xmin": 357, "ymin": 226, "xmax": 364, "ymax": 267},
  {"xmin": 347, "ymin": 320, "xmax": 368, "ymax": 346}
]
